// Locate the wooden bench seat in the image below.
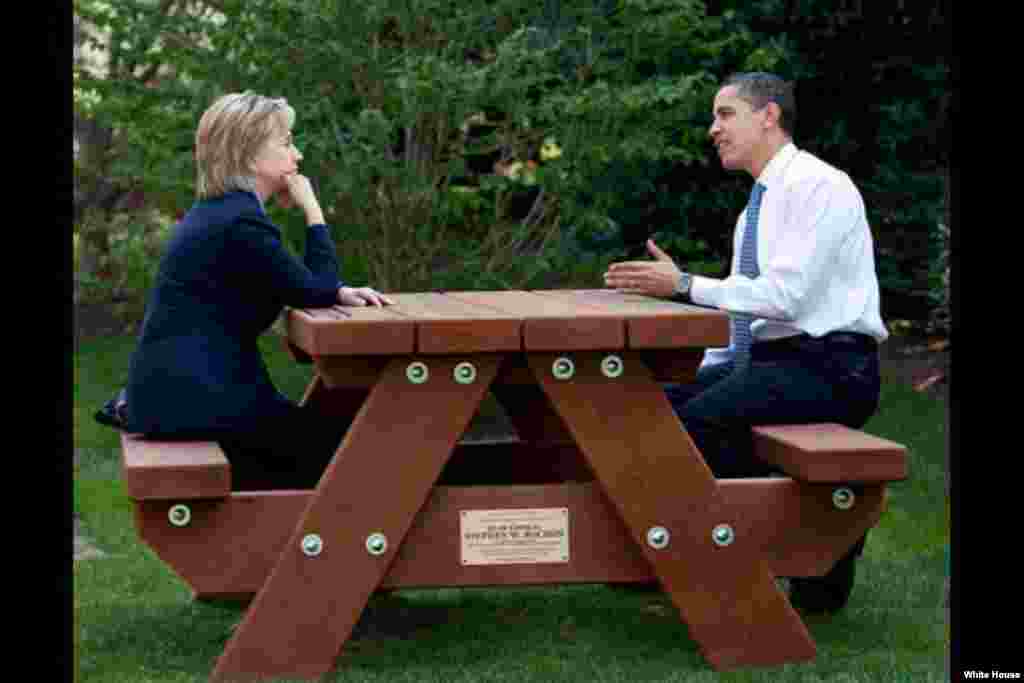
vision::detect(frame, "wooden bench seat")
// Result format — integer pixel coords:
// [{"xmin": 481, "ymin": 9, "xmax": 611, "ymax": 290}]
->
[
  {"xmin": 120, "ymin": 423, "xmax": 908, "ymax": 500},
  {"xmin": 121, "ymin": 433, "xmax": 231, "ymax": 500},
  {"xmin": 752, "ymin": 423, "xmax": 907, "ymax": 483}
]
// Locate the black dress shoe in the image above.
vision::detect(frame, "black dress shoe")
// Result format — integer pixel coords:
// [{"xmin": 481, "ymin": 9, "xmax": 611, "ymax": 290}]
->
[
  {"xmin": 94, "ymin": 388, "xmax": 129, "ymax": 431},
  {"xmin": 788, "ymin": 536, "xmax": 866, "ymax": 614}
]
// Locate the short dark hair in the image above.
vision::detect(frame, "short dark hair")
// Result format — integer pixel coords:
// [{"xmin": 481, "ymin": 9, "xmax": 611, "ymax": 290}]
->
[{"xmin": 722, "ymin": 72, "xmax": 796, "ymax": 137}]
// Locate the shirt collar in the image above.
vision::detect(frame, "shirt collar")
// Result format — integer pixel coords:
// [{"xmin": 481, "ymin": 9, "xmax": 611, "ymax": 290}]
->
[
  {"xmin": 755, "ymin": 141, "xmax": 798, "ymax": 189},
  {"xmin": 199, "ymin": 189, "xmax": 266, "ymax": 215}
]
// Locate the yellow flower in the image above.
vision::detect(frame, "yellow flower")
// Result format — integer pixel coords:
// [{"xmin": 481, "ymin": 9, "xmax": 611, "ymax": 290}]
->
[
  {"xmin": 505, "ymin": 161, "xmax": 525, "ymax": 178},
  {"xmin": 540, "ymin": 139, "xmax": 563, "ymax": 161}
]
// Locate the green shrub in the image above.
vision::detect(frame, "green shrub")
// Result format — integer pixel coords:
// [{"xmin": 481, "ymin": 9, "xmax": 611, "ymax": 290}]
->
[
  {"xmin": 74, "ymin": 207, "xmax": 172, "ymax": 323},
  {"xmin": 74, "ymin": 0, "xmax": 774, "ymax": 293}
]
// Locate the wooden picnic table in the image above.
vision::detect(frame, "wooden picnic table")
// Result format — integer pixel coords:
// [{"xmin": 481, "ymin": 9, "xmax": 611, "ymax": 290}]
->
[{"xmin": 124, "ymin": 289, "xmax": 906, "ymax": 681}]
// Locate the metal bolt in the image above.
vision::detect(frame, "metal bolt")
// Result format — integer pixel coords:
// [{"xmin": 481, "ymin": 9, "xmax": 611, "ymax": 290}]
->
[
  {"xmin": 453, "ymin": 361, "xmax": 477, "ymax": 385},
  {"xmin": 168, "ymin": 504, "xmax": 191, "ymax": 527},
  {"xmin": 406, "ymin": 361, "xmax": 429, "ymax": 384},
  {"xmin": 366, "ymin": 532, "xmax": 388, "ymax": 556},
  {"xmin": 301, "ymin": 534, "xmax": 324, "ymax": 557},
  {"xmin": 600, "ymin": 354, "xmax": 624, "ymax": 378},
  {"xmin": 712, "ymin": 524, "xmax": 735, "ymax": 547},
  {"xmin": 552, "ymin": 356, "xmax": 575, "ymax": 380},
  {"xmin": 832, "ymin": 487, "xmax": 856, "ymax": 510},
  {"xmin": 646, "ymin": 526, "xmax": 671, "ymax": 550}
]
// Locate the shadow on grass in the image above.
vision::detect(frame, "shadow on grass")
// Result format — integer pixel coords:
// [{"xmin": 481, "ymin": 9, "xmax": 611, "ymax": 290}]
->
[{"xmin": 79, "ymin": 585, "xmax": 709, "ymax": 681}]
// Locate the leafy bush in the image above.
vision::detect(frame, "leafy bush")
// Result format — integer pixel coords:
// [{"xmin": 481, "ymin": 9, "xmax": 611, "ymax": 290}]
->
[
  {"xmin": 73, "ymin": 0, "xmax": 778, "ymax": 293},
  {"xmin": 74, "ymin": 207, "xmax": 172, "ymax": 324},
  {"xmin": 926, "ymin": 221, "xmax": 950, "ymax": 336},
  {"xmin": 74, "ymin": 0, "xmax": 949, "ymax": 331}
]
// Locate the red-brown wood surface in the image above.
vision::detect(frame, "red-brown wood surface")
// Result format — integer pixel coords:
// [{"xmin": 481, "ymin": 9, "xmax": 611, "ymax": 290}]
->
[
  {"xmin": 536, "ymin": 289, "xmax": 730, "ymax": 348},
  {"xmin": 312, "ymin": 356, "xmax": 389, "ymax": 389},
  {"xmin": 287, "ymin": 306, "xmax": 415, "ymax": 356},
  {"xmin": 123, "ymin": 290, "xmax": 907, "ymax": 678},
  {"xmin": 136, "ymin": 492, "xmax": 309, "ymax": 598},
  {"xmin": 386, "ymin": 292, "xmax": 522, "ymax": 354},
  {"xmin": 446, "ymin": 290, "xmax": 627, "ymax": 350},
  {"xmin": 134, "ymin": 478, "xmax": 885, "ymax": 600},
  {"xmin": 288, "ymin": 289, "xmax": 729, "ymax": 356},
  {"xmin": 210, "ymin": 356, "xmax": 502, "ymax": 683},
  {"xmin": 527, "ymin": 351, "xmax": 816, "ymax": 670},
  {"xmin": 305, "ymin": 349, "xmax": 706, "ymax": 388},
  {"xmin": 121, "ymin": 434, "xmax": 231, "ymax": 500},
  {"xmin": 753, "ymin": 423, "xmax": 908, "ymax": 483}
]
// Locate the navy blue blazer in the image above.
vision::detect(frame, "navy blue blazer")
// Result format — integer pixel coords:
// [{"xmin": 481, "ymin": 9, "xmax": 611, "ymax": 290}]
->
[{"xmin": 124, "ymin": 191, "xmax": 344, "ymax": 437}]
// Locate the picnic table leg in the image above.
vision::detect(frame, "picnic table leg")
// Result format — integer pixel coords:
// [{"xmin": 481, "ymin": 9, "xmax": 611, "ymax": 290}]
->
[
  {"xmin": 210, "ymin": 355, "xmax": 502, "ymax": 682},
  {"xmin": 527, "ymin": 351, "xmax": 817, "ymax": 670}
]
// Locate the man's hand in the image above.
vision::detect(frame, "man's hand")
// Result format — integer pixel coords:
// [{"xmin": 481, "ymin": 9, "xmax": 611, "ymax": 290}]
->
[
  {"xmin": 603, "ymin": 239, "xmax": 682, "ymax": 298},
  {"xmin": 338, "ymin": 286, "xmax": 395, "ymax": 307}
]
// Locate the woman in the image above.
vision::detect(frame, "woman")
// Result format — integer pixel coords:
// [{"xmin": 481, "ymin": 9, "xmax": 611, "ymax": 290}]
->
[{"xmin": 112, "ymin": 92, "xmax": 393, "ymax": 489}]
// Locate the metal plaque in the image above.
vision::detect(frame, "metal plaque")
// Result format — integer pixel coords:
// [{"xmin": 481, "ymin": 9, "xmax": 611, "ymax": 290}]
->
[{"xmin": 460, "ymin": 507, "xmax": 570, "ymax": 566}]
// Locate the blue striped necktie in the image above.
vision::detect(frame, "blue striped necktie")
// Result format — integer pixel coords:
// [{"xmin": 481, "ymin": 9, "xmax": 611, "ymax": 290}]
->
[{"xmin": 732, "ymin": 182, "xmax": 765, "ymax": 368}]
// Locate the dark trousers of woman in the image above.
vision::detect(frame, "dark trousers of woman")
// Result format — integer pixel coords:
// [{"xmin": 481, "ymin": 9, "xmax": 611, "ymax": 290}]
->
[
  {"xmin": 665, "ymin": 332, "xmax": 881, "ymax": 612},
  {"xmin": 217, "ymin": 405, "xmax": 351, "ymax": 491}
]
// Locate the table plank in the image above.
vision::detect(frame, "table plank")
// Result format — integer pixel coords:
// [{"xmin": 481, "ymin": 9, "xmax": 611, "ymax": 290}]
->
[
  {"xmin": 446, "ymin": 290, "xmax": 626, "ymax": 351},
  {"xmin": 386, "ymin": 292, "xmax": 522, "ymax": 354},
  {"xmin": 287, "ymin": 306, "xmax": 415, "ymax": 356},
  {"xmin": 288, "ymin": 290, "xmax": 725, "ymax": 356},
  {"xmin": 535, "ymin": 289, "xmax": 730, "ymax": 349},
  {"xmin": 122, "ymin": 434, "xmax": 231, "ymax": 500}
]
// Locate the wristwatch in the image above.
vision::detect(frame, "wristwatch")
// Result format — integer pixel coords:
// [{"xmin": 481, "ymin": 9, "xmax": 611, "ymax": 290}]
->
[{"xmin": 673, "ymin": 272, "xmax": 693, "ymax": 302}]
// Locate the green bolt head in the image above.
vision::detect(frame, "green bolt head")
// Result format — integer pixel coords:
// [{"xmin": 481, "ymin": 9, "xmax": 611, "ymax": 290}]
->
[
  {"xmin": 552, "ymin": 357, "xmax": 575, "ymax": 380},
  {"xmin": 168, "ymin": 504, "xmax": 191, "ymax": 527},
  {"xmin": 712, "ymin": 524, "xmax": 735, "ymax": 546},
  {"xmin": 406, "ymin": 362, "xmax": 429, "ymax": 384},
  {"xmin": 366, "ymin": 532, "xmax": 388, "ymax": 556},
  {"xmin": 301, "ymin": 534, "xmax": 324, "ymax": 557}
]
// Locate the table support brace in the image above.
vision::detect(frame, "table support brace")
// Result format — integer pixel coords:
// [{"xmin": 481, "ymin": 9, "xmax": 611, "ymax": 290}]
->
[
  {"xmin": 527, "ymin": 351, "xmax": 817, "ymax": 669},
  {"xmin": 210, "ymin": 356, "xmax": 502, "ymax": 682}
]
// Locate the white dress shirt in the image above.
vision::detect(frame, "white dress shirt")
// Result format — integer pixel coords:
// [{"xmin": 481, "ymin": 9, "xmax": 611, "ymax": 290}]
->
[{"xmin": 690, "ymin": 142, "xmax": 889, "ymax": 368}]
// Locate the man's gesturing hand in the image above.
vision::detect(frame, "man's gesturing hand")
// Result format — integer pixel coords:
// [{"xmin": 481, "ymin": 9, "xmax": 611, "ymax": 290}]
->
[{"xmin": 603, "ymin": 239, "xmax": 682, "ymax": 298}]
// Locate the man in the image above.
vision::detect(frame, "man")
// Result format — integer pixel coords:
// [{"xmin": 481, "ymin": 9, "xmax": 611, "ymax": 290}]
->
[{"xmin": 603, "ymin": 72, "xmax": 889, "ymax": 612}]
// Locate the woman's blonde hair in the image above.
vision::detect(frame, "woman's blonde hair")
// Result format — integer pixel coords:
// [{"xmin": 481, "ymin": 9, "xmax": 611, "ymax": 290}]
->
[{"xmin": 194, "ymin": 92, "xmax": 296, "ymax": 199}]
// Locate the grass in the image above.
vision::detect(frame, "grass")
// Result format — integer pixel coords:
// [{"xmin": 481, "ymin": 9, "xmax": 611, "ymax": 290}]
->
[{"xmin": 73, "ymin": 332, "xmax": 950, "ymax": 682}]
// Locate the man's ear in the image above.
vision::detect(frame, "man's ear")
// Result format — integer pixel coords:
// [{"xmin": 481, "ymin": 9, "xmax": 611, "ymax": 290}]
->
[{"xmin": 763, "ymin": 102, "xmax": 782, "ymax": 130}]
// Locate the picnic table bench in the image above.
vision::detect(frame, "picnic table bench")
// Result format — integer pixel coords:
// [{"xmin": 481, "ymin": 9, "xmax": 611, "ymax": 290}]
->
[{"xmin": 121, "ymin": 289, "xmax": 907, "ymax": 681}]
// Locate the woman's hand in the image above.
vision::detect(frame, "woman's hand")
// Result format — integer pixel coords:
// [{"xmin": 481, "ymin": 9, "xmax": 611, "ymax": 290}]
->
[
  {"xmin": 272, "ymin": 183, "xmax": 295, "ymax": 209},
  {"xmin": 338, "ymin": 286, "xmax": 394, "ymax": 307},
  {"xmin": 280, "ymin": 174, "xmax": 325, "ymax": 225}
]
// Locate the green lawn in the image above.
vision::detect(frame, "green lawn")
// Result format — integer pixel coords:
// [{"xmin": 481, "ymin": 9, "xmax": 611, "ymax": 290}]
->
[{"xmin": 73, "ymin": 332, "xmax": 950, "ymax": 682}]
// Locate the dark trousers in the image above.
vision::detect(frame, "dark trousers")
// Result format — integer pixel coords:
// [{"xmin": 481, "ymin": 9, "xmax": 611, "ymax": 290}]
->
[
  {"xmin": 217, "ymin": 405, "xmax": 350, "ymax": 491},
  {"xmin": 665, "ymin": 332, "xmax": 881, "ymax": 479}
]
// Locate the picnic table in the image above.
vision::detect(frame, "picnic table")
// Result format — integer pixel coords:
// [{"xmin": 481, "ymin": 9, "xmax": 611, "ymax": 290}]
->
[{"xmin": 122, "ymin": 289, "xmax": 907, "ymax": 682}]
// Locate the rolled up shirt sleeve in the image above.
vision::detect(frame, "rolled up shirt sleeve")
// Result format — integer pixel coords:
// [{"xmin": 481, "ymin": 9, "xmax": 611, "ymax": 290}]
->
[{"xmin": 688, "ymin": 172, "xmax": 860, "ymax": 325}]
